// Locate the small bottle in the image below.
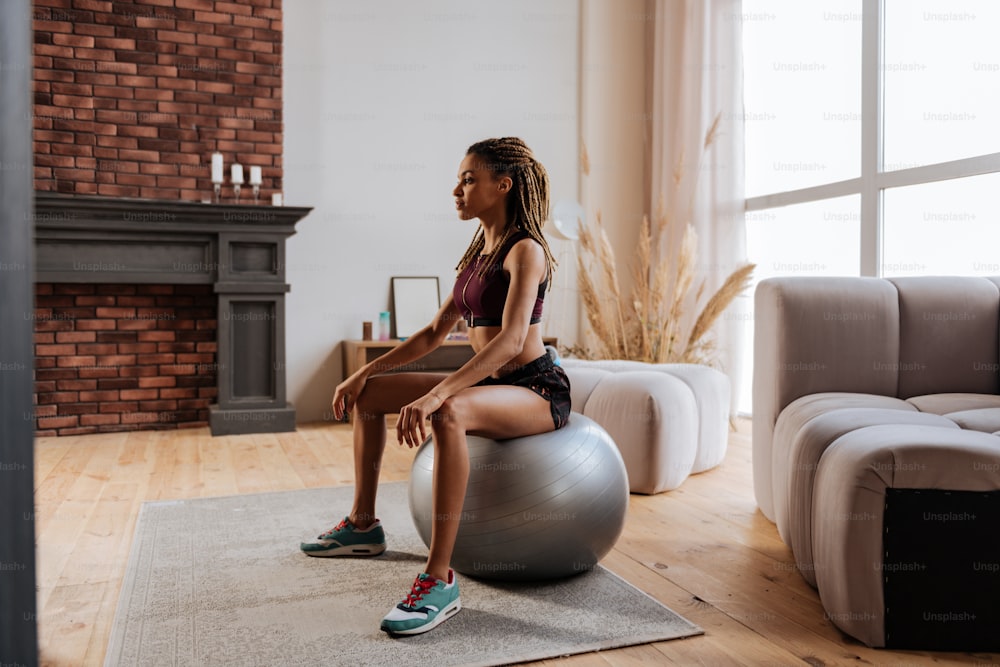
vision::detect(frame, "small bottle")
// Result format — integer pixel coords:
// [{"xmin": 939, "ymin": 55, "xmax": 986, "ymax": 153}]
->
[{"xmin": 378, "ymin": 311, "xmax": 390, "ymax": 341}]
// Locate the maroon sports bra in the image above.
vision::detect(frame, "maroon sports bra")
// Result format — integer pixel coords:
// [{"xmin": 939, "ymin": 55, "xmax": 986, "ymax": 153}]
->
[{"xmin": 454, "ymin": 231, "xmax": 547, "ymax": 328}]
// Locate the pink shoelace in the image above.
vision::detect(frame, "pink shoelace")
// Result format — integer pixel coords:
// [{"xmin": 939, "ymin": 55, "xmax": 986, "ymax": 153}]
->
[{"xmin": 402, "ymin": 576, "xmax": 436, "ymax": 608}]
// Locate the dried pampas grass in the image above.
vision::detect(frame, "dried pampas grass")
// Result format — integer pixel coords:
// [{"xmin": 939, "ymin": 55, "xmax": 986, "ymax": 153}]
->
[{"xmin": 570, "ymin": 112, "xmax": 755, "ymax": 367}]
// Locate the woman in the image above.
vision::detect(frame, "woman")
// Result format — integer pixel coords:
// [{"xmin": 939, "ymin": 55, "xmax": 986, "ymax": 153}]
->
[{"xmin": 301, "ymin": 137, "xmax": 571, "ymax": 635}]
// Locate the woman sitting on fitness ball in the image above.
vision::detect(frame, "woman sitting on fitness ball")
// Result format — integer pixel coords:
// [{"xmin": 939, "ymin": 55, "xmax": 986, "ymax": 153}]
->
[{"xmin": 300, "ymin": 136, "xmax": 571, "ymax": 636}]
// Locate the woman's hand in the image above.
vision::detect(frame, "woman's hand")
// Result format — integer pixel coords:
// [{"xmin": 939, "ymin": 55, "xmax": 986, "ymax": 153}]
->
[
  {"xmin": 396, "ymin": 391, "xmax": 445, "ymax": 448},
  {"xmin": 331, "ymin": 373, "xmax": 367, "ymax": 422}
]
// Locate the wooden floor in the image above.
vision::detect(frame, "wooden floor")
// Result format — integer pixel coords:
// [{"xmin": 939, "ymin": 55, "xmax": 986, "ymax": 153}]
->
[{"xmin": 33, "ymin": 418, "xmax": 994, "ymax": 666}]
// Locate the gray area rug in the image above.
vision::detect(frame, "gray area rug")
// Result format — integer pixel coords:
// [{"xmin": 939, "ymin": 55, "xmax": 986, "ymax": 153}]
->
[{"xmin": 105, "ymin": 482, "xmax": 702, "ymax": 666}]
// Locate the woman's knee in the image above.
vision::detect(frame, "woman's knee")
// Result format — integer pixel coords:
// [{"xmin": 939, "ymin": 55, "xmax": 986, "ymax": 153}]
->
[
  {"xmin": 353, "ymin": 379, "xmax": 387, "ymax": 420},
  {"xmin": 430, "ymin": 395, "xmax": 467, "ymax": 436}
]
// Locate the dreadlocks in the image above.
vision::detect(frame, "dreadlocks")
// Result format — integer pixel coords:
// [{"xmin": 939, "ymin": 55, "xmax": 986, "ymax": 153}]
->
[{"xmin": 455, "ymin": 137, "xmax": 558, "ymax": 283}]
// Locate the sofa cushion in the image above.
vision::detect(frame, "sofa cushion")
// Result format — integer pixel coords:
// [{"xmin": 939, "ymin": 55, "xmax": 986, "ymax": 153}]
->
[
  {"xmin": 772, "ymin": 392, "xmax": 915, "ymax": 538},
  {"xmin": 777, "ymin": 406, "xmax": 957, "ymax": 587},
  {"xmin": 890, "ymin": 277, "xmax": 1000, "ymax": 398},
  {"xmin": 906, "ymin": 392, "xmax": 1000, "ymax": 415},
  {"xmin": 943, "ymin": 408, "xmax": 1000, "ymax": 434}
]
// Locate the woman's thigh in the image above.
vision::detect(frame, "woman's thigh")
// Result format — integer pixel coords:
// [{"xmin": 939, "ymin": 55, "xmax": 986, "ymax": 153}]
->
[
  {"xmin": 356, "ymin": 372, "xmax": 449, "ymax": 415},
  {"xmin": 445, "ymin": 385, "xmax": 558, "ymax": 440}
]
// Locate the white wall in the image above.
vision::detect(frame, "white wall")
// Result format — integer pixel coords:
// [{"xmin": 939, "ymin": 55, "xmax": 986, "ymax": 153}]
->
[{"xmin": 283, "ymin": 0, "xmax": 581, "ymax": 423}]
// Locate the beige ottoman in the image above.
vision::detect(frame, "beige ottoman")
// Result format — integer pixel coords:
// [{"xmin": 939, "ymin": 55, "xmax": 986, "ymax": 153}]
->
[{"xmin": 559, "ymin": 359, "xmax": 731, "ymax": 494}]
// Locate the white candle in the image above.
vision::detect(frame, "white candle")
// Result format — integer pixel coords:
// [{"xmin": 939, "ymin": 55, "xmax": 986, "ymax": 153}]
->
[
  {"xmin": 271, "ymin": 193, "xmax": 283, "ymax": 206},
  {"xmin": 211, "ymin": 152, "xmax": 223, "ymax": 184},
  {"xmin": 231, "ymin": 163, "xmax": 244, "ymax": 184},
  {"xmin": 249, "ymin": 165, "xmax": 262, "ymax": 186}
]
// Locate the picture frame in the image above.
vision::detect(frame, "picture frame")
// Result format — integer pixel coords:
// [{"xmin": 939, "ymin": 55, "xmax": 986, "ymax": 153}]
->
[{"xmin": 391, "ymin": 276, "xmax": 440, "ymax": 339}]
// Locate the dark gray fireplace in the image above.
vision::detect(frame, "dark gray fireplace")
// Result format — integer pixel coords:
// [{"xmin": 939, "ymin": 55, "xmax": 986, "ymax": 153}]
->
[{"xmin": 34, "ymin": 192, "xmax": 312, "ymax": 435}]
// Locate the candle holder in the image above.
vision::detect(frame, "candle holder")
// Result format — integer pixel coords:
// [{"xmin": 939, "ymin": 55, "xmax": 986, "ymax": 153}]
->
[
  {"xmin": 252, "ymin": 184, "xmax": 260, "ymax": 203},
  {"xmin": 213, "ymin": 183, "xmax": 221, "ymax": 204}
]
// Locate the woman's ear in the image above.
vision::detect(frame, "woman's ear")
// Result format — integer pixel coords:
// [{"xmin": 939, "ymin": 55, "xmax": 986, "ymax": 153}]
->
[{"xmin": 497, "ymin": 176, "xmax": 512, "ymax": 193}]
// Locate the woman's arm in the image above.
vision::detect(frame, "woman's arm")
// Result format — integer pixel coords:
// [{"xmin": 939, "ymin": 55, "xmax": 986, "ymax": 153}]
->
[
  {"xmin": 331, "ymin": 297, "xmax": 460, "ymax": 420},
  {"xmin": 359, "ymin": 298, "xmax": 460, "ymax": 375}
]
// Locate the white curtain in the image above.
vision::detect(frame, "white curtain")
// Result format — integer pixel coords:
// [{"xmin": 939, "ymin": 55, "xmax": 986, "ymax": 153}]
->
[{"xmin": 648, "ymin": 0, "xmax": 748, "ymax": 412}]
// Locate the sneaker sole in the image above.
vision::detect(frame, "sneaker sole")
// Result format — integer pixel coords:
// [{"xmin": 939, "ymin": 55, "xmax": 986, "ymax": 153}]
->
[
  {"xmin": 382, "ymin": 597, "xmax": 462, "ymax": 636},
  {"xmin": 300, "ymin": 542, "xmax": 386, "ymax": 558}
]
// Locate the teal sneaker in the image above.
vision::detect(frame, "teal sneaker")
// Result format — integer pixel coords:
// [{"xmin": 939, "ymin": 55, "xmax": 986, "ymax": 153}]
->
[
  {"xmin": 380, "ymin": 570, "xmax": 461, "ymax": 636},
  {"xmin": 300, "ymin": 516, "xmax": 386, "ymax": 557}
]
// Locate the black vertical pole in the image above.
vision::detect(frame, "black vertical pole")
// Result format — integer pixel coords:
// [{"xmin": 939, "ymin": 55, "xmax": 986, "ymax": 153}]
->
[{"xmin": 0, "ymin": 0, "xmax": 40, "ymax": 664}]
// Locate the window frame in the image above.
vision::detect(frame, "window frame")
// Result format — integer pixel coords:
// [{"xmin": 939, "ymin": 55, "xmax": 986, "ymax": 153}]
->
[{"xmin": 743, "ymin": 0, "xmax": 1000, "ymax": 277}]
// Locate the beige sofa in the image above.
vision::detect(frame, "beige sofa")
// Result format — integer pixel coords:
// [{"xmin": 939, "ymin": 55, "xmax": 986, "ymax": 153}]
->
[{"xmin": 754, "ymin": 276, "xmax": 1000, "ymax": 650}]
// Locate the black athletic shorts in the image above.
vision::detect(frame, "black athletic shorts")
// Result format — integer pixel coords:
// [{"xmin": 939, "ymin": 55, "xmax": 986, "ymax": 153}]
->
[{"xmin": 474, "ymin": 353, "xmax": 572, "ymax": 430}]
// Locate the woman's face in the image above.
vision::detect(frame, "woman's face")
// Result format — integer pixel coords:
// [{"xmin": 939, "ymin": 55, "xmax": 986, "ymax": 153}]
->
[{"xmin": 453, "ymin": 153, "xmax": 510, "ymax": 222}]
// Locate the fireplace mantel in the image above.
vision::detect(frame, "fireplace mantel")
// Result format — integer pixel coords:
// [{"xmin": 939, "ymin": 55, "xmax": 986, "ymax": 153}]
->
[{"xmin": 34, "ymin": 192, "xmax": 313, "ymax": 435}]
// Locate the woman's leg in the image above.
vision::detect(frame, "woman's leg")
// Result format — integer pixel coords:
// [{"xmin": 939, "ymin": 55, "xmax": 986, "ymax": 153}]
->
[
  {"xmin": 348, "ymin": 372, "xmax": 447, "ymax": 528},
  {"xmin": 423, "ymin": 385, "xmax": 556, "ymax": 580}
]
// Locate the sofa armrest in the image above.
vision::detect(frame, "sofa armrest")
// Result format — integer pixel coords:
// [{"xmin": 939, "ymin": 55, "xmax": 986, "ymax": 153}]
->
[{"xmin": 752, "ymin": 276, "xmax": 901, "ymax": 519}]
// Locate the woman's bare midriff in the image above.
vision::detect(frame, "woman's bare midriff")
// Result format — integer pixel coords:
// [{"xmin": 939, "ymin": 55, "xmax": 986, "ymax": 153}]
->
[{"xmin": 467, "ymin": 323, "xmax": 547, "ymax": 378}]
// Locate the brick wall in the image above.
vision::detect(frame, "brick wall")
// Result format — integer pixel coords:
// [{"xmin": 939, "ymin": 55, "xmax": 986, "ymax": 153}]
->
[
  {"xmin": 32, "ymin": 0, "xmax": 283, "ymax": 202},
  {"xmin": 33, "ymin": 283, "xmax": 218, "ymax": 436},
  {"xmin": 31, "ymin": 0, "xmax": 283, "ymax": 434}
]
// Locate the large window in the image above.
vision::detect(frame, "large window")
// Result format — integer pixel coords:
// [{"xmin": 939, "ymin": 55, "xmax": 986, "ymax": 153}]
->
[{"xmin": 739, "ymin": 0, "xmax": 1000, "ymax": 414}]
